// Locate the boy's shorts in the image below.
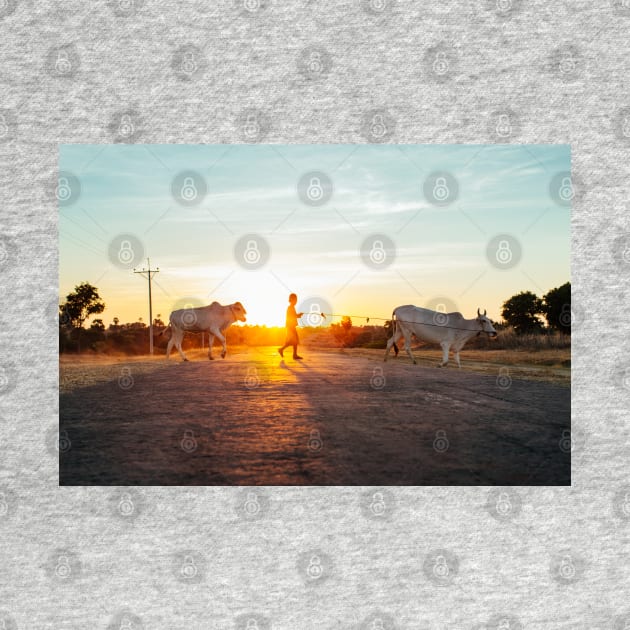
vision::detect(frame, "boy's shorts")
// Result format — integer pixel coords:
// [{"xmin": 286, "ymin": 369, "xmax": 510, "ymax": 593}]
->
[{"xmin": 284, "ymin": 326, "xmax": 299, "ymax": 345}]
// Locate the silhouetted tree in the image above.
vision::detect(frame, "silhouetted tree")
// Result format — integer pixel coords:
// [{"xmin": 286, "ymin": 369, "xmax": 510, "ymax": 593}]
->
[
  {"xmin": 501, "ymin": 291, "xmax": 544, "ymax": 334},
  {"xmin": 90, "ymin": 318, "xmax": 105, "ymax": 331},
  {"xmin": 60, "ymin": 282, "xmax": 105, "ymax": 329},
  {"xmin": 330, "ymin": 316, "xmax": 353, "ymax": 346},
  {"xmin": 542, "ymin": 282, "xmax": 571, "ymax": 333}
]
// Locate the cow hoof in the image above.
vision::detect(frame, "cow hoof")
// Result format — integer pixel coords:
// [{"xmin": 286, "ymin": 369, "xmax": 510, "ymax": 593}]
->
[
  {"xmin": 183, "ymin": 358, "xmax": 189, "ymax": 362},
  {"xmin": 221, "ymin": 353, "xmax": 226, "ymax": 359},
  {"xmin": 208, "ymin": 356, "xmax": 214, "ymax": 361},
  {"xmin": 413, "ymin": 360, "xmax": 417, "ymax": 365}
]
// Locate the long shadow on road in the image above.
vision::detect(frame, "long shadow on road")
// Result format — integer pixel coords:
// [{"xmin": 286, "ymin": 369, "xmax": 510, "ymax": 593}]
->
[{"xmin": 59, "ymin": 350, "xmax": 570, "ymax": 485}]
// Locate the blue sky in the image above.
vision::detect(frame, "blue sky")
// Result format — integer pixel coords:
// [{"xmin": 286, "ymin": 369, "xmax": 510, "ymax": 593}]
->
[{"xmin": 59, "ymin": 144, "xmax": 570, "ymax": 327}]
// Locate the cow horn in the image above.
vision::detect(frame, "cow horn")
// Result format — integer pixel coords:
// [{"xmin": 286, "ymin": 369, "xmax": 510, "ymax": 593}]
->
[
  {"xmin": 477, "ymin": 308, "xmax": 481, "ymax": 316},
  {"xmin": 483, "ymin": 309, "xmax": 487, "ymax": 316}
]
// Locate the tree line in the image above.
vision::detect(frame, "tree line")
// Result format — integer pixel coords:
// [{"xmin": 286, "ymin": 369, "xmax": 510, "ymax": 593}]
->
[{"xmin": 59, "ymin": 281, "xmax": 572, "ymax": 354}]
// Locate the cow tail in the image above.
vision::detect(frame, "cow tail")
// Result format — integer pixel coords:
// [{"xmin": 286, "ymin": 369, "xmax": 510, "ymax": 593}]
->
[
  {"xmin": 390, "ymin": 310, "xmax": 399, "ymax": 356},
  {"xmin": 157, "ymin": 325, "xmax": 171, "ymax": 338}
]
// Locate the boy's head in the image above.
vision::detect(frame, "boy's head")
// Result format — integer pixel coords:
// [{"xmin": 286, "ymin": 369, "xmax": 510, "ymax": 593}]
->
[{"xmin": 288, "ymin": 293, "xmax": 297, "ymax": 304}]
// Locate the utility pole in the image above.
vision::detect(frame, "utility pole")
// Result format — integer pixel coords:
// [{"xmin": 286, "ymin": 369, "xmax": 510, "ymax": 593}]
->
[{"xmin": 134, "ymin": 258, "xmax": 159, "ymax": 355}]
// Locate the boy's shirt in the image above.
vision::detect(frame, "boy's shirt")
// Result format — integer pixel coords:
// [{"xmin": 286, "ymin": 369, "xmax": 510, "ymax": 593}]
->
[{"xmin": 286, "ymin": 304, "xmax": 299, "ymax": 328}]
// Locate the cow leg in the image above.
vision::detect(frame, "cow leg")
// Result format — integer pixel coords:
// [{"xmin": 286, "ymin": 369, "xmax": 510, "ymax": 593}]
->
[
  {"xmin": 166, "ymin": 327, "xmax": 185, "ymax": 361},
  {"xmin": 403, "ymin": 335, "xmax": 417, "ymax": 364},
  {"xmin": 439, "ymin": 341, "xmax": 450, "ymax": 367},
  {"xmin": 384, "ymin": 325, "xmax": 403, "ymax": 362},
  {"xmin": 207, "ymin": 334, "xmax": 215, "ymax": 360},
  {"xmin": 172, "ymin": 328, "xmax": 187, "ymax": 362},
  {"xmin": 210, "ymin": 328, "xmax": 227, "ymax": 358}
]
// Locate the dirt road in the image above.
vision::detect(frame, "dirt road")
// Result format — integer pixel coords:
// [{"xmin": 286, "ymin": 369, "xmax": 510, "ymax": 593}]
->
[{"xmin": 59, "ymin": 348, "xmax": 571, "ymax": 485}]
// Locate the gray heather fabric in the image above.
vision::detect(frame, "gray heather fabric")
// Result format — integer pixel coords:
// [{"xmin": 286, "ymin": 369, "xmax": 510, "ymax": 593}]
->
[{"xmin": 0, "ymin": 1, "xmax": 629, "ymax": 628}]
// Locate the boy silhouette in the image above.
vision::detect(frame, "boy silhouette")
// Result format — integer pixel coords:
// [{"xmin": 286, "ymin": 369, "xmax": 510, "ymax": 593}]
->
[{"xmin": 278, "ymin": 293, "xmax": 304, "ymax": 360}]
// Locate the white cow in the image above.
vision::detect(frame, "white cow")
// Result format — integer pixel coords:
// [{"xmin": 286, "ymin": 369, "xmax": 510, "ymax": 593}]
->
[
  {"xmin": 384, "ymin": 305, "xmax": 497, "ymax": 367},
  {"xmin": 163, "ymin": 301, "xmax": 247, "ymax": 361}
]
